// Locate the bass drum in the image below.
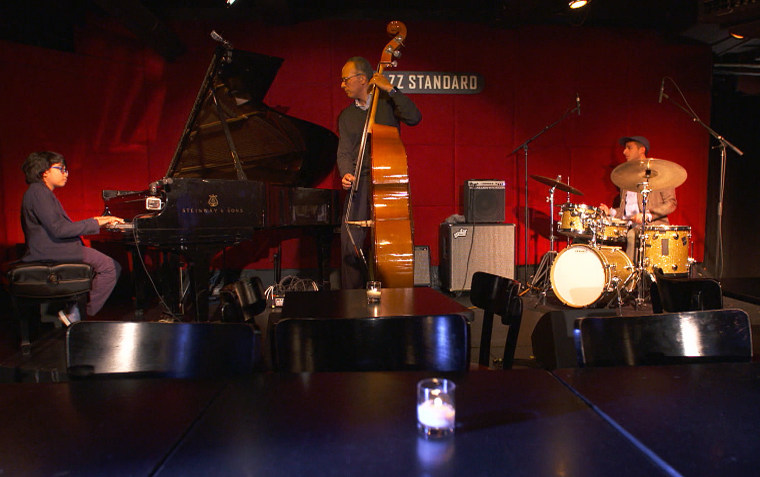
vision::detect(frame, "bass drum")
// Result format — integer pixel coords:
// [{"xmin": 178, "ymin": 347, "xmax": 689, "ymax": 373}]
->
[{"xmin": 550, "ymin": 244, "xmax": 634, "ymax": 308}]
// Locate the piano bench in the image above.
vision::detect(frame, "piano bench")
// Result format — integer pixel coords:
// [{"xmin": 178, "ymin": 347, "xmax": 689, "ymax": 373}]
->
[{"xmin": 4, "ymin": 261, "xmax": 93, "ymax": 356}]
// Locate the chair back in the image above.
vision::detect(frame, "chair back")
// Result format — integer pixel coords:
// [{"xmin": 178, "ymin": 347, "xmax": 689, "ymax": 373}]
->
[
  {"xmin": 66, "ymin": 321, "xmax": 260, "ymax": 379},
  {"xmin": 651, "ymin": 269, "xmax": 723, "ymax": 313},
  {"xmin": 575, "ymin": 309, "xmax": 752, "ymax": 367},
  {"xmin": 470, "ymin": 271, "xmax": 522, "ymax": 368},
  {"xmin": 272, "ymin": 314, "xmax": 469, "ymax": 373}
]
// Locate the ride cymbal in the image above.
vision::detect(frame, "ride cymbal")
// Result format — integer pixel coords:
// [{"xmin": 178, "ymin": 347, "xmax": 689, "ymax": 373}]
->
[{"xmin": 610, "ymin": 158, "xmax": 687, "ymax": 191}]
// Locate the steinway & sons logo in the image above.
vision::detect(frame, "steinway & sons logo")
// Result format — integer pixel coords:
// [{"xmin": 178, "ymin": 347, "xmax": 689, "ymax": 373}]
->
[
  {"xmin": 387, "ymin": 71, "xmax": 484, "ymax": 94},
  {"xmin": 180, "ymin": 194, "xmax": 244, "ymax": 214}
]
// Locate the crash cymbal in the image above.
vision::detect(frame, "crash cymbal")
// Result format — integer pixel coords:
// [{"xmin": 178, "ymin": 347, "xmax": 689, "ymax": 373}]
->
[
  {"xmin": 529, "ymin": 175, "xmax": 584, "ymax": 195},
  {"xmin": 610, "ymin": 158, "xmax": 687, "ymax": 191}
]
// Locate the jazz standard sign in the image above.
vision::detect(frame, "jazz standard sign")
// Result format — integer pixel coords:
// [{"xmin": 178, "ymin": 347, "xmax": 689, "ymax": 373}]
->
[{"xmin": 386, "ymin": 71, "xmax": 484, "ymax": 94}]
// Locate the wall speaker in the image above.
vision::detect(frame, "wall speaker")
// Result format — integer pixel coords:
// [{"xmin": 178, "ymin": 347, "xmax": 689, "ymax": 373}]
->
[
  {"xmin": 414, "ymin": 245, "xmax": 431, "ymax": 286},
  {"xmin": 464, "ymin": 180, "xmax": 505, "ymax": 223},
  {"xmin": 439, "ymin": 223, "xmax": 514, "ymax": 292}
]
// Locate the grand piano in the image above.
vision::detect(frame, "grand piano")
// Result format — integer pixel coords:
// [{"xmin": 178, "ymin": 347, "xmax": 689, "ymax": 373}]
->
[{"xmin": 98, "ymin": 45, "xmax": 340, "ymax": 321}]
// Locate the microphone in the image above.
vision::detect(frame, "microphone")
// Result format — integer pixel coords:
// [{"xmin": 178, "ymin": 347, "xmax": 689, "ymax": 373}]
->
[
  {"xmin": 210, "ymin": 30, "xmax": 232, "ymax": 49},
  {"xmin": 658, "ymin": 78, "xmax": 665, "ymax": 104},
  {"xmin": 576, "ymin": 93, "xmax": 581, "ymax": 116}
]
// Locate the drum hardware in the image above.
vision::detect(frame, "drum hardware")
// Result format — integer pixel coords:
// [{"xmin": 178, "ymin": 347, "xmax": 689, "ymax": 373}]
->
[{"xmin": 528, "ymin": 175, "xmax": 583, "ymax": 302}]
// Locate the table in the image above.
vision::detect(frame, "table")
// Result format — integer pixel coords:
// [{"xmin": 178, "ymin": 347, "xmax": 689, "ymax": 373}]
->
[
  {"xmin": 0, "ymin": 379, "xmax": 225, "ymax": 476},
  {"xmin": 554, "ymin": 363, "xmax": 760, "ymax": 476},
  {"xmin": 280, "ymin": 287, "xmax": 474, "ymax": 320},
  {"xmin": 155, "ymin": 370, "xmax": 666, "ymax": 476},
  {"xmin": 271, "ymin": 288, "xmax": 474, "ymax": 372}
]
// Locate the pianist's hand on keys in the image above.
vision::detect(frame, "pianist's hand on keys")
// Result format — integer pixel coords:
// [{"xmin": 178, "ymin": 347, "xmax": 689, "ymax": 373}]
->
[{"xmin": 94, "ymin": 216, "xmax": 126, "ymax": 228}]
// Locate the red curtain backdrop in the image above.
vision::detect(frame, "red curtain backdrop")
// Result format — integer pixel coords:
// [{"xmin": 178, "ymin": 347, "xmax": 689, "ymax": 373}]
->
[{"xmin": 0, "ymin": 17, "xmax": 712, "ymax": 270}]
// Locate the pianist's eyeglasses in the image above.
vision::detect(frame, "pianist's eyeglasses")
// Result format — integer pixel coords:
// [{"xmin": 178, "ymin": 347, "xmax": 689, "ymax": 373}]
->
[
  {"xmin": 341, "ymin": 73, "xmax": 363, "ymax": 84},
  {"xmin": 51, "ymin": 165, "xmax": 69, "ymax": 174}
]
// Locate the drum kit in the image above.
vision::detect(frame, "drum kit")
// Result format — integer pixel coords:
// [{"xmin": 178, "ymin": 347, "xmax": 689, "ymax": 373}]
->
[{"xmin": 529, "ymin": 158, "xmax": 692, "ymax": 309}]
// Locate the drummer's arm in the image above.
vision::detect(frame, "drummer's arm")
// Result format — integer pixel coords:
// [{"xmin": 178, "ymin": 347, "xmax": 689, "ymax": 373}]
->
[{"xmin": 648, "ymin": 188, "xmax": 677, "ymax": 221}]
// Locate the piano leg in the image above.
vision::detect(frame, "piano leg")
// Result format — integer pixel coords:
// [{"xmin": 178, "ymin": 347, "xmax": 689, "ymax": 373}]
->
[
  {"xmin": 313, "ymin": 227, "xmax": 335, "ymax": 290},
  {"xmin": 187, "ymin": 248, "xmax": 213, "ymax": 322}
]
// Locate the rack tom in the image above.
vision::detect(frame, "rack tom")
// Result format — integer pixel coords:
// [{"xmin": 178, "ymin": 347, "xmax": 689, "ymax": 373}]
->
[
  {"xmin": 558, "ymin": 203, "xmax": 599, "ymax": 239},
  {"xmin": 597, "ymin": 217, "xmax": 628, "ymax": 244}
]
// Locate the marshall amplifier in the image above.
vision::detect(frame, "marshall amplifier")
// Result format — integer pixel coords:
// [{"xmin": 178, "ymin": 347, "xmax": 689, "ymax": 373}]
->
[{"xmin": 464, "ymin": 180, "xmax": 505, "ymax": 223}]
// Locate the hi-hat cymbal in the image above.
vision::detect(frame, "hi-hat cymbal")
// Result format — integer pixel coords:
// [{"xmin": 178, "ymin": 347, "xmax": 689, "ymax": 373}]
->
[
  {"xmin": 529, "ymin": 175, "xmax": 584, "ymax": 195},
  {"xmin": 610, "ymin": 158, "xmax": 687, "ymax": 191}
]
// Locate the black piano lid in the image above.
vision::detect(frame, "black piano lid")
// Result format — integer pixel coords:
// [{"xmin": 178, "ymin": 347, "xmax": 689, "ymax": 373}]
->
[
  {"xmin": 219, "ymin": 49, "xmax": 283, "ymax": 108},
  {"xmin": 165, "ymin": 47, "xmax": 338, "ymax": 188}
]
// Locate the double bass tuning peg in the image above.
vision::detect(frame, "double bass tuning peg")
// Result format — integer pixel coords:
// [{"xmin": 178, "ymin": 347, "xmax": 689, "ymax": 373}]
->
[{"xmin": 393, "ymin": 50, "xmax": 402, "ymax": 58}]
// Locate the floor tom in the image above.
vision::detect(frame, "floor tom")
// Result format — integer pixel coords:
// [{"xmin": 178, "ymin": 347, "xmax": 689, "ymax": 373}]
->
[{"xmin": 642, "ymin": 225, "xmax": 691, "ymax": 276}]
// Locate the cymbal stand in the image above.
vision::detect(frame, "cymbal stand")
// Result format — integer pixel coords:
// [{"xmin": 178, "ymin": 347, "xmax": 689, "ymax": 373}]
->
[
  {"xmin": 528, "ymin": 179, "xmax": 560, "ymax": 302},
  {"xmin": 632, "ymin": 181, "xmax": 652, "ymax": 307},
  {"xmin": 509, "ymin": 97, "xmax": 580, "ymax": 288}
]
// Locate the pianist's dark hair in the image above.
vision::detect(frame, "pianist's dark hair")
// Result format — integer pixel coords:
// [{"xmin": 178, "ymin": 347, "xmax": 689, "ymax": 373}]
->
[
  {"xmin": 347, "ymin": 56, "xmax": 374, "ymax": 80},
  {"xmin": 22, "ymin": 151, "xmax": 67, "ymax": 184}
]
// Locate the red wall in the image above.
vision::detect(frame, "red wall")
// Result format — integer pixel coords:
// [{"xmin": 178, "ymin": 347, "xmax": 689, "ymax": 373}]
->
[{"xmin": 0, "ymin": 17, "xmax": 712, "ymax": 271}]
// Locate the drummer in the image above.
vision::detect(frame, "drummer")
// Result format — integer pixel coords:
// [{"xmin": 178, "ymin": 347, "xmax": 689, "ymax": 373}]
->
[{"xmin": 598, "ymin": 136, "xmax": 677, "ymax": 260}]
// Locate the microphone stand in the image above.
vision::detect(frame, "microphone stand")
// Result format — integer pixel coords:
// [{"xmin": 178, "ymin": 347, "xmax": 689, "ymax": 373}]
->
[
  {"xmin": 509, "ymin": 99, "xmax": 580, "ymax": 287},
  {"xmin": 661, "ymin": 88, "xmax": 743, "ymax": 278}
]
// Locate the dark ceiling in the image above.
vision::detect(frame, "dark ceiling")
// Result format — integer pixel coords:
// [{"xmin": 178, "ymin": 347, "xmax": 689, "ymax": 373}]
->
[{"xmin": 3, "ymin": 0, "xmax": 760, "ymax": 67}]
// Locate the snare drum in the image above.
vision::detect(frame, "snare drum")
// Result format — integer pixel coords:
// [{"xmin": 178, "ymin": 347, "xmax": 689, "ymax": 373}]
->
[
  {"xmin": 550, "ymin": 244, "xmax": 634, "ymax": 308},
  {"xmin": 642, "ymin": 225, "xmax": 691, "ymax": 275},
  {"xmin": 597, "ymin": 217, "xmax": 628, "ymax": 244},
  {"xmin": 558, "ymin": 203, "xmax": 599, "ymax": 238}
]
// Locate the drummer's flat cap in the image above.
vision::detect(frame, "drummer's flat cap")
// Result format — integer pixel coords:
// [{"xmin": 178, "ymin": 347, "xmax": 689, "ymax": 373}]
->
[{"xmin": 618, "ymin": 136, "xmax": 650, "ymax": 153}]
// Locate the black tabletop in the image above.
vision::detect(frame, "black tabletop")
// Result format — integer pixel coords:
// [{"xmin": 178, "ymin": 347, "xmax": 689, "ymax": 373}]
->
[
  {"xmin": 155, "ymin": 370, "xmax": 666, "ymax": 476},
  {"xmin": 281, "ymin": 287, "xmax": 473, "ymax": 320},
  {"xmin": 0, "ymin": 379, "xmax": 225, "ymax": 476},
  {"xmin": 554, "ymin": 363, "xmax": 760, "ymax": 477}
]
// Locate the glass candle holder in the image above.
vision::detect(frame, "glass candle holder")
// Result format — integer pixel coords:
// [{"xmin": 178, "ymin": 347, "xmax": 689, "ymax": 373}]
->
[
  {"xmin": 366, "ymin": 280, "xmax": 381, "ymax": 304},
  {"xmin": 417, "ymin": 378, "xmax": 456, "ymax": 438}
]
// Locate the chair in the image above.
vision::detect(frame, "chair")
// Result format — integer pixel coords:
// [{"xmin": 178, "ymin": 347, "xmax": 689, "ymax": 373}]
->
[
  {"xmin": 574, "ymin": 309, "xmax": 752, "ymax": 367},
  {"xmin": 4, "ymin": 261, "xmax": 93, "ymax": 355},
  {"xmin": 270, "ymin": 309, "xmax": 469, "ymax": 373},
  {"xmin": 470, "ymin": 271, "xmax": 523, "ymax": 369},
  {"xmin": 66, "ymin": 321, "xmax": 261, "ymax": 379},
  {"xmin": 650, "ymin": 268, "xmax": 723, "ymax": 313}
]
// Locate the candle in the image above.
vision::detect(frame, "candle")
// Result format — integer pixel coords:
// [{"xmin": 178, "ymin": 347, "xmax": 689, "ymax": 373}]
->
[
  {"xmin": 417, "ymin": 397, "xmax": 455, "ymax": 429},
  {"xmin": 417, "ymin": 378, "xmax": 456, "ymax": 438},
  {"xmin": 366, "ymin": 281, "xmax": 381, "ymax": 303}
]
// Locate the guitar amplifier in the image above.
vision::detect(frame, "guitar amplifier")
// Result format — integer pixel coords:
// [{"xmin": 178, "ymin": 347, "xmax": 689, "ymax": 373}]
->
[
  {"xmin": 464, "ymin": 180, "xmax": 505, "ymax": 223},
  {"xmin": 439, "ymin": 223, "xmax": 515, "ymax": 292}
]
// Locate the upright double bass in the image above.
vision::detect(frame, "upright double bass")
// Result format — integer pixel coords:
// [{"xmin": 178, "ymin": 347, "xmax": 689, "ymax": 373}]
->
[{"xmin": 346, "ymin": 21, "xmax": 415, "ymax": 288}]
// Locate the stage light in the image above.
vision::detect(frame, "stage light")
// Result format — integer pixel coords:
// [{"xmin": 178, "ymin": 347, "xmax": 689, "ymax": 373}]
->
[
  {"xmin": 730, "ymin": 32, "xmax": 745, "ymax": 39},
  {"xmin": 227, "ymin": 0, "xmax": 236, "ymax": 5},
  {"xmin": 569, "ymin": 0, "xmax": 589, "ymax": 9}
]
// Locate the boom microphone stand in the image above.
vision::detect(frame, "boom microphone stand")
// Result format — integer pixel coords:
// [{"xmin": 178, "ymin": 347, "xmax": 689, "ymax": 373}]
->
[
  {"xmin": 509, "ymin": 95, "xmax": 581, "ymax": 287},
  {"xmin": 659, "ymin": 77, "xmax": 743, "ymax": 278}
]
